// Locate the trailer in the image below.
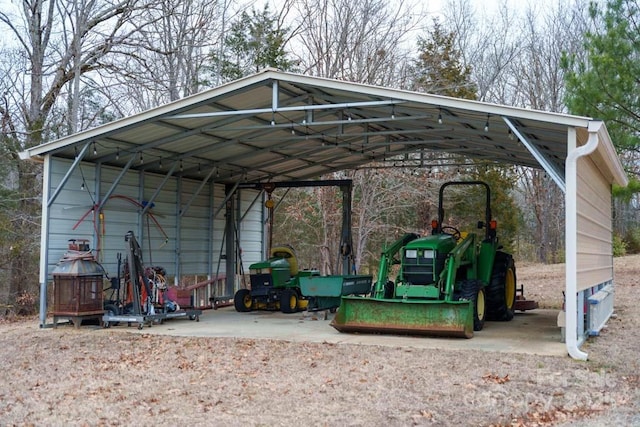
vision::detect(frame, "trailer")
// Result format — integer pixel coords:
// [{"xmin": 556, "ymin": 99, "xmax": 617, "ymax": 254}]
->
[{"xmin": 299, "ymin": 274, "xmax": 372, "ymax": 312}]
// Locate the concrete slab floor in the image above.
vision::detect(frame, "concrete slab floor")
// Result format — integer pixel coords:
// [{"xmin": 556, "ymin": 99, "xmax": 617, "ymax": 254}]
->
[{"xmin": 118, "ymin": 306, "xmax": 567, "ymax": 357}]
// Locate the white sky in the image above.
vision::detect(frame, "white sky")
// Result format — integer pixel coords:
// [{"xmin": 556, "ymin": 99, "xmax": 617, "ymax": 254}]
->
[{"xmin": 432, "ymin": 0, "xmax": 550, "ymax": 18}]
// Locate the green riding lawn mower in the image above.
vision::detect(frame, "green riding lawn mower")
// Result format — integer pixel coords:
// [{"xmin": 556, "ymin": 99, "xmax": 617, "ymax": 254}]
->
[
  {"xmin": 234, "ymin": 245, "xmax": 372, "ymax": 314},
  {"xmin": 332, "ymin": 181, "xmax": 519, "ymax": 338},
  {"xmin": 234, "ymin": 245, "xmax": 318, "ymax": 313}
]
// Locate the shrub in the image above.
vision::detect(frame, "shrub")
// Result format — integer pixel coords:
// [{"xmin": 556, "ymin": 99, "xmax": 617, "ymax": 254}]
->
[
  {"xmin": 623, "ymin": 227, "xmax": 640, "ymax": 254},
  {"xmin": 613, "ymin": 234, "xmax": 627, "ymax": 257},
  {"xmin": 15, "ymin": 291, "xmax": 37, "ymax": 316}
]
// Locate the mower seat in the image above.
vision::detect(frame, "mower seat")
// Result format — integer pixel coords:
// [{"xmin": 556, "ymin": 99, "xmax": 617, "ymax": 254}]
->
[{"xmin": 271, "ymin": 245, "xmax": 299, "ymax": 276}]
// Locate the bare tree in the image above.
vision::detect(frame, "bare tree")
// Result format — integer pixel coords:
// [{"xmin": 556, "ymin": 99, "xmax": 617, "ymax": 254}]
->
[
  {"xmin": 349, "ymin": 167, "xmax": 440, "ymax": 272},
  {"xmin": 442, "ymin": 0, "xmax": 523, "ymax": 103},
  {"xmin": 518, "ymin": 169, "xmax": 565, "ymax": 262},
  {"xmin": 79, "ymin": 0, "xmax": 228, "ymax": 117},
  {"xmin": 511, "ymin": 1, "xmax": 591, "ymax": 261},
  {"xmin": 293, "ymin": 0, "xmax": 421, "ymax": 86},
  {"xmin": 0, "ymin": 0, "xmax": 161, "ymax": 143},
  {"xmin": 0, "ymin": 0, "xmax": 161, "ymax": 310},
  {"xmin": 514, "ymin": 0, "xmax": 591, "ymax": 111},
  {"xmin": 440, "ymin": 0, "xmax": 593, "ymax": 262},
  {"xmin": 280, "ymin": 0, "xmax": 427, "ymax": 273}
]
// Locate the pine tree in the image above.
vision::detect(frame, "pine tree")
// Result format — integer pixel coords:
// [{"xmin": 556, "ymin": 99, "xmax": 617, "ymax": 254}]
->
[
  {"xmin": 563, "ymin": 0, "xmax": 639, "ymax": 185},
  {"xmin": 211, "ymin": 5, "xmax": 296, "ymax": 83},
  {"xmin": 412, "ymin": 20, "xmax": 477, "ymax": 99}
]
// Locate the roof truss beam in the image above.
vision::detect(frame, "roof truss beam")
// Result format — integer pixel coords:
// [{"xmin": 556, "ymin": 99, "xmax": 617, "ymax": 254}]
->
[
  {"xmin": 168, "ymin": 99, "xmax": 405, "ymax": 121},
  {"xmin": 503, "ymin": 117, "xmax": 565, "ymax": 191}
]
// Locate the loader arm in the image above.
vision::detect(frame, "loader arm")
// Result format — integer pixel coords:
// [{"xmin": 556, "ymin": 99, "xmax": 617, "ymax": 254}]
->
[
  {"xmin": 372, "ymin": 233, "xmax": 420, "ymax": 298},
  {"xmin": 439, "ymin": 233, "xmax": 477, "ymax": 301}
]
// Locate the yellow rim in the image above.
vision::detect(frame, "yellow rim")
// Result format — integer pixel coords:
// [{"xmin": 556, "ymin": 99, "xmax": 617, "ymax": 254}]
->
[
  {"xmin": 243, "ymin": 295, "xmax": 252, "ymax": 309},
  {"xmin": 505, "ymin": 268, "xmax": 516, "ymax": 310},
  {"xmin": 289, "ymin": 294, "xmax": 297, "ymax": 310},
  {"xmin": 477, "ymin": 289, "xmax": 485, "ymax": 321}
]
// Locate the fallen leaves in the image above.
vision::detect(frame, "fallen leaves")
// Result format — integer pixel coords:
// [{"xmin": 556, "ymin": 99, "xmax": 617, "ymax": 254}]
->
[
  {"xmin": 508, "ymin": 402, "xmax": 605, "ymax": 426},
  {"xmin": 1, "ymin": 267, "xmax": 640, "ymax": 427},
  {"xmin": 418, "ymin": 410, "xmax": 433, "ymax": 419},
  {"xmin": 483, "ymin": 373, "xmax": 511, "ymax": 384}
]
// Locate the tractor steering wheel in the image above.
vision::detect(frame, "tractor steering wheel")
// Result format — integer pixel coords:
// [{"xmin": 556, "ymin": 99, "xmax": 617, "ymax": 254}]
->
[{"xmin": 441, "ymin": 225, "xmax": 461, "ymax": 240}]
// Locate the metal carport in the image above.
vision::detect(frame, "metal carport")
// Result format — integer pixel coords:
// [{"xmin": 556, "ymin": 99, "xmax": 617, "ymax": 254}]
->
[{"xmin": 19, "ymin": 69, "xmax": 628, "ymax": 359}]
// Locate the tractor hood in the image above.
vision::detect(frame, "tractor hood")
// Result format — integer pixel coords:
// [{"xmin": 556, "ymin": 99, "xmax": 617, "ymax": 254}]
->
[
  {"xmin": 404, "ymin": 234, "xmax": 457, "ymax": 252},
  {"xmin": 249, "ymin": 256, "xmax": 290, "ymax": 271}
]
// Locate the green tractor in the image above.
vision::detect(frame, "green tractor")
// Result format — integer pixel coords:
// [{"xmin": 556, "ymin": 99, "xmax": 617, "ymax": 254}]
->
[
  {"xmin": 234, "ymin": 245, "xmax": 318, "ymax": 313},
  {"xmin": 331, "ymin": 181, "xmax": 517, "ymax": 338}
]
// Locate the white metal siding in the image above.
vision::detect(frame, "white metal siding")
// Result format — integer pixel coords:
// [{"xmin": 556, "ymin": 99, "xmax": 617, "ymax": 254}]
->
[
  {"xmin": 137, "ymin": 174, "xmax": 177, "ymax": 271},
  {"xmin": 47, "ymin": 160, "xmax": 97, "ymax": 272},
  {"xmin": 98, "ymin": 166, "xmax": 146, "ymax": 272},
  {"xmin": 241, "ymin": 190, "xmax": 266, "ymax": 264},
  {"xmin": 179, "ymin": 179, "xmax": 212, "ymax": 276},
  {"xmin": 46, "ymin": 159, "xmax": 263, "ymax": 283},
  {"xmin": 238, "ymin": 189, "xmax": 264, "ymax": 269},
  {"xmin": 576, "ymin": 156, "xmax": 613, "ymax": 291}
]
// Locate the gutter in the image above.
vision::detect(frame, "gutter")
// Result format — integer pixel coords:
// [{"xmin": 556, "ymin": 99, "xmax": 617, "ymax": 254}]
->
[{"xmin": 564, "ymin": 121, "xmax": 601, "ymax": 360}]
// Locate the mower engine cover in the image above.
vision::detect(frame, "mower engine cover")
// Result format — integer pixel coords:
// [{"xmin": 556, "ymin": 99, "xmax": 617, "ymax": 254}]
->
[{"xmin": 249, "ymin": 257, "xmax": 292, "ymax": 297}]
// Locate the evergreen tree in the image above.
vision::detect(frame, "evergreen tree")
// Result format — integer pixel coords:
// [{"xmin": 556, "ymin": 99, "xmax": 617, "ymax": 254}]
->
[
  {"xmin": 211, "ymin": 5, "xmax": 296, "ymax": 83},
  {"xmin": 562, "ymin": 0, "xmax": 640, "ymax": 191},
  {"xmin": 412, "ymin": 20, "xmax": 477, "ymax": 99},
  {"xmin": 562, "ymin": 0, "xmax": 640, "ymax": 247}
]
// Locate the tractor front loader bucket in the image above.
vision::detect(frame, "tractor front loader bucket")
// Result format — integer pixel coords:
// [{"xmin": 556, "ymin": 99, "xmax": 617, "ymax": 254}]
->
[{"xmin": 331, "ymin": 296, "xmax": 475, "ymax": 338}]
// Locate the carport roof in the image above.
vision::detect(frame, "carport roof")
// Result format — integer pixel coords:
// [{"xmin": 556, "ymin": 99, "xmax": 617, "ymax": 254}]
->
[{"xmin": 19, "ymin": 68, "xmax": 627, "ymax": 187}]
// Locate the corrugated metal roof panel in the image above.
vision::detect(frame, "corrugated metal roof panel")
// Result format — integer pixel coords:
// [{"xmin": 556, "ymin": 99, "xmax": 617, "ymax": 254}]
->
[{"xmin": 19, "ymin": 69, "xmax": 626, "ymax": 187}]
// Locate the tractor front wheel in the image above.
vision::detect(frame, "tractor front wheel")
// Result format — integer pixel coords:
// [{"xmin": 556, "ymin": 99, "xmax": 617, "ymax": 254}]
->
[
  {"xmin": 280, "ymin": 288, "xmax": 299, "ymax": 313},
  {"xmin": 486, "ymin": 252, "xmax": 516, "ymax": 321},
  {"xmin": 459, "ymin": 280, "xmax": 485, "ymax": 331},
  {"xmin": 234, "ymin": 289, "xmax": 253, "ymax": 312}
]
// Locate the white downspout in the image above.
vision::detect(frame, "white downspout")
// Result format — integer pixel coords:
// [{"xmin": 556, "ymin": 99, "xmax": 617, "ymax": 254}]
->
[{"xmin": 565, "ymin": 121, "xmax": 601, "ymax": 360}]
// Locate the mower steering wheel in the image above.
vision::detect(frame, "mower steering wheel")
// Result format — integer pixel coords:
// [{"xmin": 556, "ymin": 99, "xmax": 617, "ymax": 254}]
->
[{"xmin": 441, "ymin": 226, "xmax": 461, "ymax": 240}]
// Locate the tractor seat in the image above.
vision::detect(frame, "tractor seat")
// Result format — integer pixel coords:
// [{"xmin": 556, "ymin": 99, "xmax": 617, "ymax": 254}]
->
[{"xmin": 271, "ymin": 245, "xmax": 299, "ymax": 276}]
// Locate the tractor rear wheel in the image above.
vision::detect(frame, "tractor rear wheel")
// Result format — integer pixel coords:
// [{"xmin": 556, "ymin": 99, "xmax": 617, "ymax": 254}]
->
[
  {"xmin": 486, "ymin": 252, "xmax": 516, "ymax": 321},
  {"xmin": 234, "ymin": 289, "xmax": 253, "ymax": 312},
  {"xmin": 280, "ymin": 288, "xmax": 299, "ymax": 313},
  {"xmin": 459, "ymin": 280, "xmax": 485, "ymax": 331}
]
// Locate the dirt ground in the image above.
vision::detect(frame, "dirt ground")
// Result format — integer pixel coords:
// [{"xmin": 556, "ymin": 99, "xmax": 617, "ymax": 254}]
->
[{"xmin": 1, "ymin": 256, "xmax": 639, "ymax": 426}]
